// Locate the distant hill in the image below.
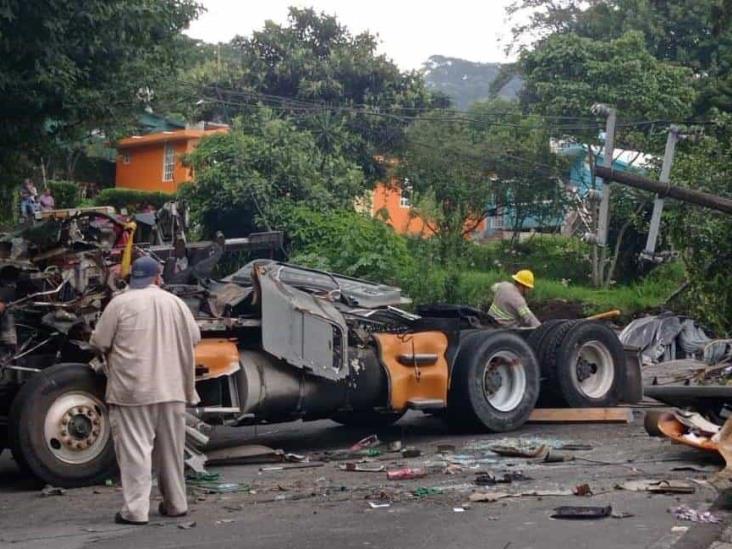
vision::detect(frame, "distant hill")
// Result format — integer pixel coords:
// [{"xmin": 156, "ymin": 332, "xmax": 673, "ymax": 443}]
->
[{"xmin": 422, "ymin": 55, "xmax": 522, "ymax": 111}]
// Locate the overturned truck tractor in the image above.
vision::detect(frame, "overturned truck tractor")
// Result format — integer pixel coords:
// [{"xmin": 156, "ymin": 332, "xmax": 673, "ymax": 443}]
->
[
  {"xmin": 1, "ymin": 261, "xmax": 545, "ymax": 487},
  {"xmin": 0, "ymin": 212, "xmax": 639, "ymax": 487}
]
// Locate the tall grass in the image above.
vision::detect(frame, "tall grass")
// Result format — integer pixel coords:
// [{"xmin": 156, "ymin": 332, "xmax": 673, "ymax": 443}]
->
[{"xmin": 402, "ymin": 261, "xmax": 684, "ymax": 319}]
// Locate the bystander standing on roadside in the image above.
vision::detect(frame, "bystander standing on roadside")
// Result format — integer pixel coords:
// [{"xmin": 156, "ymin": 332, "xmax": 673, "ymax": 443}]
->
[
  {"xmin": 19, "ymin": 179, "xmax": 38, "ymax": 221},
  {"xmin": 39, "ymin": 187, "xmax": 55, "ymax": 211},
  {"xmin": 90, "ymin": 256, "xmax": 201, "ymax": 525}
]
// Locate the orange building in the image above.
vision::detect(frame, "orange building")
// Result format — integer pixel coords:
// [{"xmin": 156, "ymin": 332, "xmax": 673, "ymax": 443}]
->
[
  {"xmin": 371, "ymin": 178, "xmax": 486, "ymax": 238},
  {"xmin": 115, "ymin": 125, "xmax": 228, "ymax": 192},
  {"xmin": 371, "ymin": 178, "xmax": 434, "ymax": 235}
]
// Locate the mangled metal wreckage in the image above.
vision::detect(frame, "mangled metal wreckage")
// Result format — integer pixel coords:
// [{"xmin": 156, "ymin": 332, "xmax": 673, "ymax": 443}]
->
[{"xmin": 0, "ymin": 210, "xmax": 637, "ymax": 487}]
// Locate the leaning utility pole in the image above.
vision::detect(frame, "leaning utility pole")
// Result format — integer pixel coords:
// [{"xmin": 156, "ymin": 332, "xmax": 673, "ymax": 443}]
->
[
  {"xmin": 593, "ymin": 166, "xmax": 732, "ymax": 215},
  {"xmin": 641, "ymin": 125, "xmax": 680, "ymax": 260}
]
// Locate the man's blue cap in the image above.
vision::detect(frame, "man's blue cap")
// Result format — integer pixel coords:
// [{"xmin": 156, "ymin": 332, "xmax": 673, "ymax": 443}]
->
[{"xmin": 129, "ymin": 256, "xmax": 161, "ymax": 289}]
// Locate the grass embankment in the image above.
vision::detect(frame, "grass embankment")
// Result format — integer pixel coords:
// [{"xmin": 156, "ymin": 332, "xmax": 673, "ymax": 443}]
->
[{"xmin": 423, "ymin": 261, "xmax": 685, "ymax": 320}]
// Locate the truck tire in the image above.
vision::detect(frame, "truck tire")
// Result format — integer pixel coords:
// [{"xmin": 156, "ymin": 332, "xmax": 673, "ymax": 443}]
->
[
  {"xmin": 331, "ymin": 410, "xmax": 405, "ymax": 428},
  {"xmin": 8, "ymin": 363, "xmax": 116, "ymax": 488},
  {"xmin": 526, "ymin": 319, "xmax": 566, "ymax": 377},
  {"xmin": 448, "ymin": 331, "xmax": 539, "ymax": 432},
  {"xmin": 547, "ymin": 321, "xmax": 626, "ymax": 408}
]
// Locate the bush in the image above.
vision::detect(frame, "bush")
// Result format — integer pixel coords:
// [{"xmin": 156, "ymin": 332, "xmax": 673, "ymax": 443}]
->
[
  {"xmin": 95, "ymin": 188, "xmax": 173, "ymax": 213},
  {"xmin": 47, "ymin": 180, "xmax": 81, "ymax": 209},
  {"xmin": 465, "ymin": 235, "xmax": 592, "ymax": 284},
  {"xmin": 271, "ymin": 204, "xmax": 414, "ymax": 285}
]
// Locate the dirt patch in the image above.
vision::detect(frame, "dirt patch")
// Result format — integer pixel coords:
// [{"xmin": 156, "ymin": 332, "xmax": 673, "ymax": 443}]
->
[{"xmin": 531, "ymin": 299, "xmax": 586, "ymax": 320}]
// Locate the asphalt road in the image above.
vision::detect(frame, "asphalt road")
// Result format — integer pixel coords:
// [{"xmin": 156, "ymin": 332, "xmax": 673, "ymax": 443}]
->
[{"xmin": 0, "ymin": 411, "xmax": 728, "ymax": 549}]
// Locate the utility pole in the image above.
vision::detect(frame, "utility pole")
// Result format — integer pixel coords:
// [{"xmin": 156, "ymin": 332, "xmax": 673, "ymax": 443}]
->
[
  {"xmin": 592, "ymin": 104, "xmax": 617, "ymax": 247},
  {"xmin": 593, "ymin": 166, "xmax": 732, "ymax": 215},
  {"xmin": 641, "ymin": 125, "xmax": 680, "ymax": 260}
]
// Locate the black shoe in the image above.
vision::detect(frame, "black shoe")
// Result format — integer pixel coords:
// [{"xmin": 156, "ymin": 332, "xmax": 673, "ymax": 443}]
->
[
  {"xmin": 114, "ymin": 512, "xmax": 148, "ymax": 525},
  {"xmin": 159, "ymin": 501, "xmax": 187, "ymax": 518}
]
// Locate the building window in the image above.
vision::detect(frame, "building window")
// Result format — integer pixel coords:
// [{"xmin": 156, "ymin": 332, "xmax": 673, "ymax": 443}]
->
[
  {"xmin": 122, "ymin": 151, "xmax": 131, "ymax": 165},
  {"xmin": 163, "ymin": 143, "xmax": 175, "ymax": 182},
  {"xmin": 400, "ymin": 179, "xmax": 412, "ymax": 208}
]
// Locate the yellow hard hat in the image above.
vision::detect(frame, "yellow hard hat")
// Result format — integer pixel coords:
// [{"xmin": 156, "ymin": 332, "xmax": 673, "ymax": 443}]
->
[{"xmin": 512, "ymin": 269, "xmax": 535, "ymax": 289}]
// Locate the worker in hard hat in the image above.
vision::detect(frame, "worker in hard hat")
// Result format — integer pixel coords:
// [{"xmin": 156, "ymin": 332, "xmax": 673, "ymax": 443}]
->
[{"xmin": 488, "ymin": 270, "xmax": 541, "ymax": 328}]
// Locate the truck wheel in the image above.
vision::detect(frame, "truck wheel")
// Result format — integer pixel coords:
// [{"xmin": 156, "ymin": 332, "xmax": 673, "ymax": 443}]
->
[
  {"xmin": 448, "ymin": 331, "xmax": 539, "ymax": 432},
  {"xmin": 331, "ymin": 410, "xmax": 404, "ymax": 428},
  {"xmin": 549, "ymin": 321, "xmax": 626, "ymax": 408},
  {"xmin": 526, "ymin": 320, "xmax": 566, "ymax": 377},
  {"xmin": 8, "ymin": 364, "xmax": 116, "ymax": 488}
]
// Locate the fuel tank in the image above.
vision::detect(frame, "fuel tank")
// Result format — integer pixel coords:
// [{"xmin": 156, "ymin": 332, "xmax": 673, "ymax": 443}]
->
[{"xmin": 236, "ymin": 347, "xmax": 389, "ymax": 422}]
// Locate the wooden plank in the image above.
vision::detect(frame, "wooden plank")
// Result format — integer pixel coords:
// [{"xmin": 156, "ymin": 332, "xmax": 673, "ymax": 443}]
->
[{"xmin": 528, "ymin": 407, "xmax": 633, "ymax": 424}]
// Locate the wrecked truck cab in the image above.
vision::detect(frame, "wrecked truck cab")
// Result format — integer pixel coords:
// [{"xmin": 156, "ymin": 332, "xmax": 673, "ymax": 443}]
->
[{"xmin": 1, "ymin": 255, "xmax": 542, "ymax": 487}]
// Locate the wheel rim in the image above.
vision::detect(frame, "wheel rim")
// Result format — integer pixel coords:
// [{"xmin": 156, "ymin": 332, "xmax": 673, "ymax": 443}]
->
[
  {"xmin": 572, "ymin": 340, "xmax": 615, "ymax": 399},
  {"xmin": 482, "ymin": 350, "xmax": 527, "ymax": 412},
  {"xmin": 43, "ymin": 392, "xmax": 109, "ymax": 464}
]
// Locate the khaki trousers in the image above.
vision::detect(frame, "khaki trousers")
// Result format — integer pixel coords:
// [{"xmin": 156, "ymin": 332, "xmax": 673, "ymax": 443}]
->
[{"xmin": 109, "ymin": 402, "xmax": 187, "ymax": 522}]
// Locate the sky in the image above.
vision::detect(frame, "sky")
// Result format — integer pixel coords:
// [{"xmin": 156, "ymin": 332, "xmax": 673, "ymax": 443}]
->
[{"xmin": 185, "ymin": 0, "xmax": 521, "ymax": 71}]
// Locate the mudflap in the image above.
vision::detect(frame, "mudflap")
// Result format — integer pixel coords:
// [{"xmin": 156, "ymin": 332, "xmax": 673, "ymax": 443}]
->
[{"xmin": 622, "ymin": 345, "xmax": 643, "ymax": 403}]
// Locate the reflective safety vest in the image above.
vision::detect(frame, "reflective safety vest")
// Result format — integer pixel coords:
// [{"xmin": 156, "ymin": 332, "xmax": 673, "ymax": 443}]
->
[{"xmin": 487, "ymin": 282, "xmax": 541, "ymax": 328}]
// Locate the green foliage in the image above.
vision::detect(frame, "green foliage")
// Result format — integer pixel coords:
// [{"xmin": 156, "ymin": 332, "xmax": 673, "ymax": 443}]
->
[
  {"xmin": 508, "ymin": 0, "xmax": 732, "ymax": 115},
  {"xmin": 399, "ymin": 113, "xmax": 494, "ymax": 260},
  {"xmin": 95, "ymin": 188, "xmax": 172, "ymax": 213},
  {"xmin": 520, "ymin": 31, "xmax": 695, "ymax": 148},
  {"xmin": 46, "ymin": 180, "xmax": 80, "ymax": 209},
  {"xmin": 469, "ymin": 99, "xmax": 569, "ymax": 242},
  {"xmin": 182, "ymin": 109, "xmax": 366, "ymax": 238},
  {"xmin": 401, "ymin": 260, "xmax": 683, "ymax": 317},
  {"xmin": 187, "ymin": 7, "xmax": 443, "ymax": 181},
  {"xmin": 0, "ymin": 0, "xmax": 201, "ymax": 178},
  {"xmin": 667, "ymin": 113, "xmax": 732, "ymax": 334},
  {"xmin": 271, "ymin": 204, "xmax": 414, "ymax": 284},
  {"xmin": 465, "ymin": 235, "xmax": 593, "ymax": 283}
]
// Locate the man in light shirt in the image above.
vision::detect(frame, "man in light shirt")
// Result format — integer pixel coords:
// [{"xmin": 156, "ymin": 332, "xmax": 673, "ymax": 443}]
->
[{"xmin": 91, "ymin": 256, "xmax": 201, "ymax": 525}]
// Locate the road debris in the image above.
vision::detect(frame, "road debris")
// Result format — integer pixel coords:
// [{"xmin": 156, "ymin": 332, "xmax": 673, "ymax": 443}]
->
[
  {"xmin": 401, "ymin": 447, "xmax": 422, "ymax": 458},
  {"xmin": 387, "ymin": 441, "xmax": 403, "ymax": 452},
  {"xmin": 387, "ymin": 467, "xmax": 427, "ymax": 480},
  {"xmin": 40, "ymin": 485, "xmax": 65, "ymax": 497},
  {"xmin": 616, "ymin": 479, "xmax": 696, "ymax": 494},
  {"xmin": 469, "ymin": 489, "xmax": 574, "ymax": 503},
  {"xmin": 490, "ymin": 444, "xmax": 549, "ymax": 459},
  {"xmin": 350, "ymin": 435, "xmax": 380, "ymax": 452},
  {"xmin": 260, "ymin": 463, "xmax": 325, "ymax": 471},
  {"xmin": 558, "ymin": 444, "xmax": 593, "ymax": 451},
  {"xmin": 177, "ymin": 521, "xmax": 197, "ymax": 530},
  {"xmin": 474, "ymin": 471, "xmax": 530, "ymax": 486},
  {"xmin": 437, "ymin": 444, "xmax": 456, "ymax": 453},
  {"xmin": 368, "ymin": 502, "xmax": 391, "ymax": 509},
  {"xmin": 551, "ymin": 505, "xmax": 612, "ymax": 519},
  {"xmin": 611, "ymin": 511, "xmax": 635, "ymax": 519},
  {"xmin": 205, "ymin": 444, "xmax": 284, "ymax": 466},
  {"xmin": 670, "ymin": 505, "xmax": 722, "ymax": 523},
  {"xmin": 572, "ymin": 483, "xmax": 593, "ymax": 496},
  {"xmin": 412, "ymin": 487, "xmax": 442, "ymax": 498},
  {"xmin": 469, "ymin": 492, "xmax": 511, "ymax": 503},
  {"xmin": 342, "ymin": 463, "xmax": 385, "ymax": 473}
]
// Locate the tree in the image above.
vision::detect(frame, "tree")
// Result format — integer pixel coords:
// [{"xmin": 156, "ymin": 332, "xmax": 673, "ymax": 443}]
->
[
  {"xmin": 469, "ymin": 99, "xmax": 568, "ymax": 249},
  {"xmin": 507, "ymin": 0, "xmax": 732, "ymax": 114},
  {"xmin": 666, "ymin": 112, "xmax": 732, "ymax": 334},
  {"xmin": 188, "ymin": 7, "xmax": 444, "ymax": 183},
  {"xmin": 180, "ymin": 108, "xmax": 365, "ymax": 238},
  {"xmin": 0, "ymin": 0, "xmax": 201, "ymax": 217},
  {"xmin": 519, "ymin": 31, "xmax": 696, "ymax": 286},
  {"xmin": 398, "ymin": 113, "xmax": 494, "ymax": 262}
]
